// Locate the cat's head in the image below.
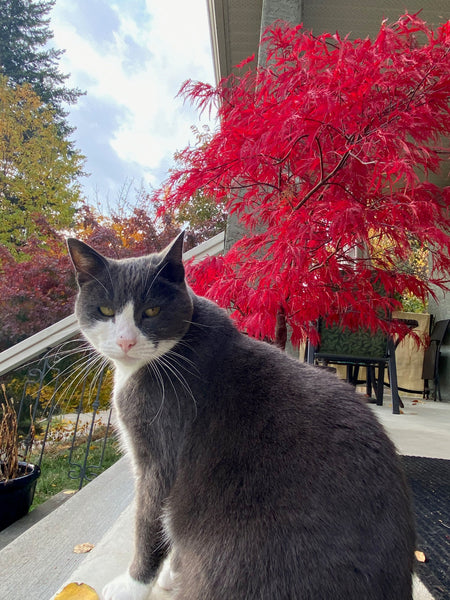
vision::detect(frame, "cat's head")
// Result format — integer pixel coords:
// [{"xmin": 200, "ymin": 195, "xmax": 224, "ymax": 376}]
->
[{"xmin": 67, "ymin": 233, "xmax": 193, "ymax": 372}]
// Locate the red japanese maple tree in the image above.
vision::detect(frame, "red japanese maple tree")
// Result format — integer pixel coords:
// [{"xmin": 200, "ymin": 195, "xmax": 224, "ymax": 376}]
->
[{"xmin": 160, "ymin": 15, "xmax": 450, "ymax": 347}]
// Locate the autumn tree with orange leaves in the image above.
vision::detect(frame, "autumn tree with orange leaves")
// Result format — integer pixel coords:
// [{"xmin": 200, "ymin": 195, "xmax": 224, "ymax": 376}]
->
[{"xmin": 0, "ymin": 196, "xmax": 213, "ymax": 349}]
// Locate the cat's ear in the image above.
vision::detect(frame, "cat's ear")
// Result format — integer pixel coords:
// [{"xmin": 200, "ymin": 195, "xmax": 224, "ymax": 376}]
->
[
  {"xmin": 67, "ymin": 238, "xmax": 109, "ymax": 286},
  {"xmin": 158, "ymin": 231, "xmax": 185, "ymax": 284}
]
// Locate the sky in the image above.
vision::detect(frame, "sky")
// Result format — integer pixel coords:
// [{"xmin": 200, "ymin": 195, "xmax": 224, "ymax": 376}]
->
[{"xmin": 50, "ymin": 0, "xmax": 216, "ymax": 209}]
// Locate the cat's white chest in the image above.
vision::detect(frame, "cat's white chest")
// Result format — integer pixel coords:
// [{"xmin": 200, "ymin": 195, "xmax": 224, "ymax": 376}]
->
[
  {"xmin": 113, "ymin": 361, "xmax": 143, "ymax": 393},
  {"xmin": 112, "ymin": 369, "xmax": 139, "ymax": 471}
]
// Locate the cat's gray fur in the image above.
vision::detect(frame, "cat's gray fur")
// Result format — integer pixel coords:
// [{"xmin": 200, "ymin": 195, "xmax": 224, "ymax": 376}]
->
[{"xmin": 68, "ymin": 233, "xmax": 415, "ymax": 600}]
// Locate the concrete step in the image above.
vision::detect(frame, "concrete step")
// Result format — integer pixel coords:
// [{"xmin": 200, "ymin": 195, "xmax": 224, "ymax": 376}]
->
[
  {"xmin": 0, "ymin": 456, "xmax": 134, "ymax": 600},
  {"xmin": 53, "ymin": 501, "xmax": 173, "ymax": 600},
  {"xmin": 0, "ymin": 489, "xmax": 75, "ymax": 552}
]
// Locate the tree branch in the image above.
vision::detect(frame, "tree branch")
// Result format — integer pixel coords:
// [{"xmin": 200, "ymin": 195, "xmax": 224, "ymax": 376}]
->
[{"xmin": 292, "ymin": 149, "xmax": 351, "ymax": 211}]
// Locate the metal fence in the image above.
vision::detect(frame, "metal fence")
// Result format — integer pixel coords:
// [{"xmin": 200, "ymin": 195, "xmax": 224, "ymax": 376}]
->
[{"xmin": 7, "ymin": 340, "xmax": 115, "ymax": 501}]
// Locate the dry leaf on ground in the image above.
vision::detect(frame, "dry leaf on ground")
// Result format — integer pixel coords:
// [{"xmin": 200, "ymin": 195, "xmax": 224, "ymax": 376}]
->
[
  {"xmin": 73, "ymin": 542, "xmax": 95, "ymax": 554},
  {"xmin": 54, "ymin": 582, "xmax": 99, "ymax": 599}
]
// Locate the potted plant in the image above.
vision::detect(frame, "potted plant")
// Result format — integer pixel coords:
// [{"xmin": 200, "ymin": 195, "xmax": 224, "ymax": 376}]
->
[{"xmin": 0, "ymin": 384, "xmax": 41, "ymax": 531}]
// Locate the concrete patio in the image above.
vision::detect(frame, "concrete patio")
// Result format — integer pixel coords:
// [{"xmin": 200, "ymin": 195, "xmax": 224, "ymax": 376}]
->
[
  {"xmin": 0, "ymin": 395, "xmax": 448, "ymax": 600},
  {"xmin": 369, "ymin": 396, "xmax": 450, "ymax": 461}
]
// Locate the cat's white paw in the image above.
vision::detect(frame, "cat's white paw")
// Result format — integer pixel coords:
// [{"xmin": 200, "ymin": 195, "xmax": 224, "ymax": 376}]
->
[
  {"xmin": 102, "ymin": 571, "xmax": 151, "ymax": 600},
  {"xmin": 156, "ymin": 558, "xmax": 175, "ymax": 591}
]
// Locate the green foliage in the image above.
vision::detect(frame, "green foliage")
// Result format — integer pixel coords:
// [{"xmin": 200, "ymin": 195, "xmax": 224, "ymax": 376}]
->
[
  {"xmin": 176, "ymin": 191, "xmax": 227, "ymax": 244},
  {"xmin": 30, "ymin": 430, "xmax": 121, "ymax": 507},
  {"xmin": 372, "ymin": 238, "xmax": 429, "ymax": 314},
  {"xmin": 401, "ymin": 293, "xmax": 427, "ymax": 314},
  {"xmin": 167, "ymin": 126, "xmax": 227, "ymax": 245},
  {"xmin": 0, "ymin": 0, "xmax": 83, "ymax": 136},
  {"xmin": 3, "ymin": 354, "xmax": 113, "ymax": 426},
  {"xmin": 0, "ymin": 75, "xmax": 84, "ymax": 254}
]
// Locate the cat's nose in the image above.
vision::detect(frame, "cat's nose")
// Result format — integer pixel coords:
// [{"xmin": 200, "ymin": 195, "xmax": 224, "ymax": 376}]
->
[{"xmin": 117, "ymin": 338, "xmax": 137, "ymax": 354}]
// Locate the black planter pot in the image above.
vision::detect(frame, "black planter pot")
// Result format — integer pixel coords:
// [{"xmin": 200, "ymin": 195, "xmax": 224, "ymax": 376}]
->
[{"xmin": 0, "ymin": 462, "xmax": 41, "ymax": 531}]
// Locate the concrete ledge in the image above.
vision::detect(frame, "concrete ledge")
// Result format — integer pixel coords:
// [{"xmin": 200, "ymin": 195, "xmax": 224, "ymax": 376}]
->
[
  {"xmin": 54, "ymin": 502, "xmax": 173, "ymax": 600},
  {"xmin": 0, "ymin": 489, "xmax": 75, "ymax": 551},
  {"xmin": 0, "ymin": 456, "xmax": 134, "ymax": 600},
  {"xmin": 57, "ymin": 502, "xmax": 136, "ymax": 597},
  {"xmin": 56, "ymin": 501, "xmax": 172, "ymax": 600}
]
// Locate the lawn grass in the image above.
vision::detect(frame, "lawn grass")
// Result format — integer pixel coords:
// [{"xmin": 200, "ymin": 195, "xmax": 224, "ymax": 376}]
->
[{"xmin": 30, "ymin": 430, "xmax": 122, "ymax": 509}]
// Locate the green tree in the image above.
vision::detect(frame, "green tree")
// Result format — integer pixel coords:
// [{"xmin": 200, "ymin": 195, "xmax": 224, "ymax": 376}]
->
[
  {"xmin": 0, "ymin": 0, "xmax": 82, "ymax": 136},
  {"xmin": 171, "ymin": 191, "xmax": 227, "ymax": 246},
  {"xmin": 0, "ymin": 75, "xmax": 84, "ymax": 254},
  {"xmin": 161, "ymin": 127, "xmax": 227, "ymax": 245}
]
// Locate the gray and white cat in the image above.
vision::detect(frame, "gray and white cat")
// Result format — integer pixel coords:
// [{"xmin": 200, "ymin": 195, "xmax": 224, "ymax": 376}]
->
[{"xmin": 68, "ymin": 233, "xmax": 415, "ymax": 600}]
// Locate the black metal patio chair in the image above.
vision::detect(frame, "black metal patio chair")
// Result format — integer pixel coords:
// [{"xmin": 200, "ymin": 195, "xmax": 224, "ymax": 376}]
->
[{"xmin": 307, "ymin": 320, "xmax": 405, "ymax": 414}]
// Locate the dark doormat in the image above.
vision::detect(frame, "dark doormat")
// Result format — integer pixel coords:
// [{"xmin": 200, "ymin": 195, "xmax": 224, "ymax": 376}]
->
[{"xmin": 401, "ymin": 456, "xmax": 450, "ymax": 600}]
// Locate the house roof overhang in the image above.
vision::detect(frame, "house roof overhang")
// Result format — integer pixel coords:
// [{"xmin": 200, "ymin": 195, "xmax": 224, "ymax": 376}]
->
[{"xmin": 206, "ymin": 0, "xmax": 262, "ymax": 83}]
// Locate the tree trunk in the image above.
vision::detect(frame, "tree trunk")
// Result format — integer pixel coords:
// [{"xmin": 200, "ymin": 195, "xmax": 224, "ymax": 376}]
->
[{"xmin": 275, "ymin": 306, "xmax": 287, "ymax": 351}]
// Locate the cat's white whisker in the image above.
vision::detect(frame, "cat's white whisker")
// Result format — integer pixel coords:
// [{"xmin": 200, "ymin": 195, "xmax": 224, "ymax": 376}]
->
[
  {"xmin": 55, "ymin": 353, "xmax": 109, "ymax": 412},
  {"xmin": 156, "ymin": 354, "xmax": 197, "ymax": 418},
  {"xmin": 146, "ymin": 361, "xmax": 167, "ymax": 425},
  {"xmin": 20, "ymin": 350, "xmax": 94, "ymax": 413},
  {"xmin": 165, "ymin": 348, "xmax": 201, "ymax": 378}
]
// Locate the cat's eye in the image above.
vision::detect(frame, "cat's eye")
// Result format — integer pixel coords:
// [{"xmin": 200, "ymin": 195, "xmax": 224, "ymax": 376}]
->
[
  {"xmin": 143, "ymin": 306, "xmax": 160, "ymax": 318},
  {"xmin": 99, "ymin": 306, "xmax": 115, "ymax": 317}
]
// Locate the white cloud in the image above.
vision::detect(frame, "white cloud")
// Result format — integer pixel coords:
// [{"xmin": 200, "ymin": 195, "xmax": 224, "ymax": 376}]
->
[{"xmin": 50, "ymin": 0, "xmax": 215, "ymax": 199}]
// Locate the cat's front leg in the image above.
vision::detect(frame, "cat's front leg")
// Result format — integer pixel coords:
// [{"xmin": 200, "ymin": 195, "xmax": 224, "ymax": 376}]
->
[
  {"xmin": 101, "ymin": 521, "xmax": 167, "ymax": 600},
  {"xmin": 103, "ymin": 469, "xmax": 170, "ymax": 599}
]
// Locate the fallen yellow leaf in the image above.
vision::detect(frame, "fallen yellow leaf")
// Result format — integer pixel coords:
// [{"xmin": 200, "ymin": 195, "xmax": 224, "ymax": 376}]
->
[
  {"xmin": 73, "ymin": 542, "xmax": 95, "ymax": 554},
  {"xmin": 415, "ymin": 550, "xmax": 427, "ymax": 563},
  {"xmin": 54, "ymin": 582, "xmax": 99, "ymax": 599}
]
